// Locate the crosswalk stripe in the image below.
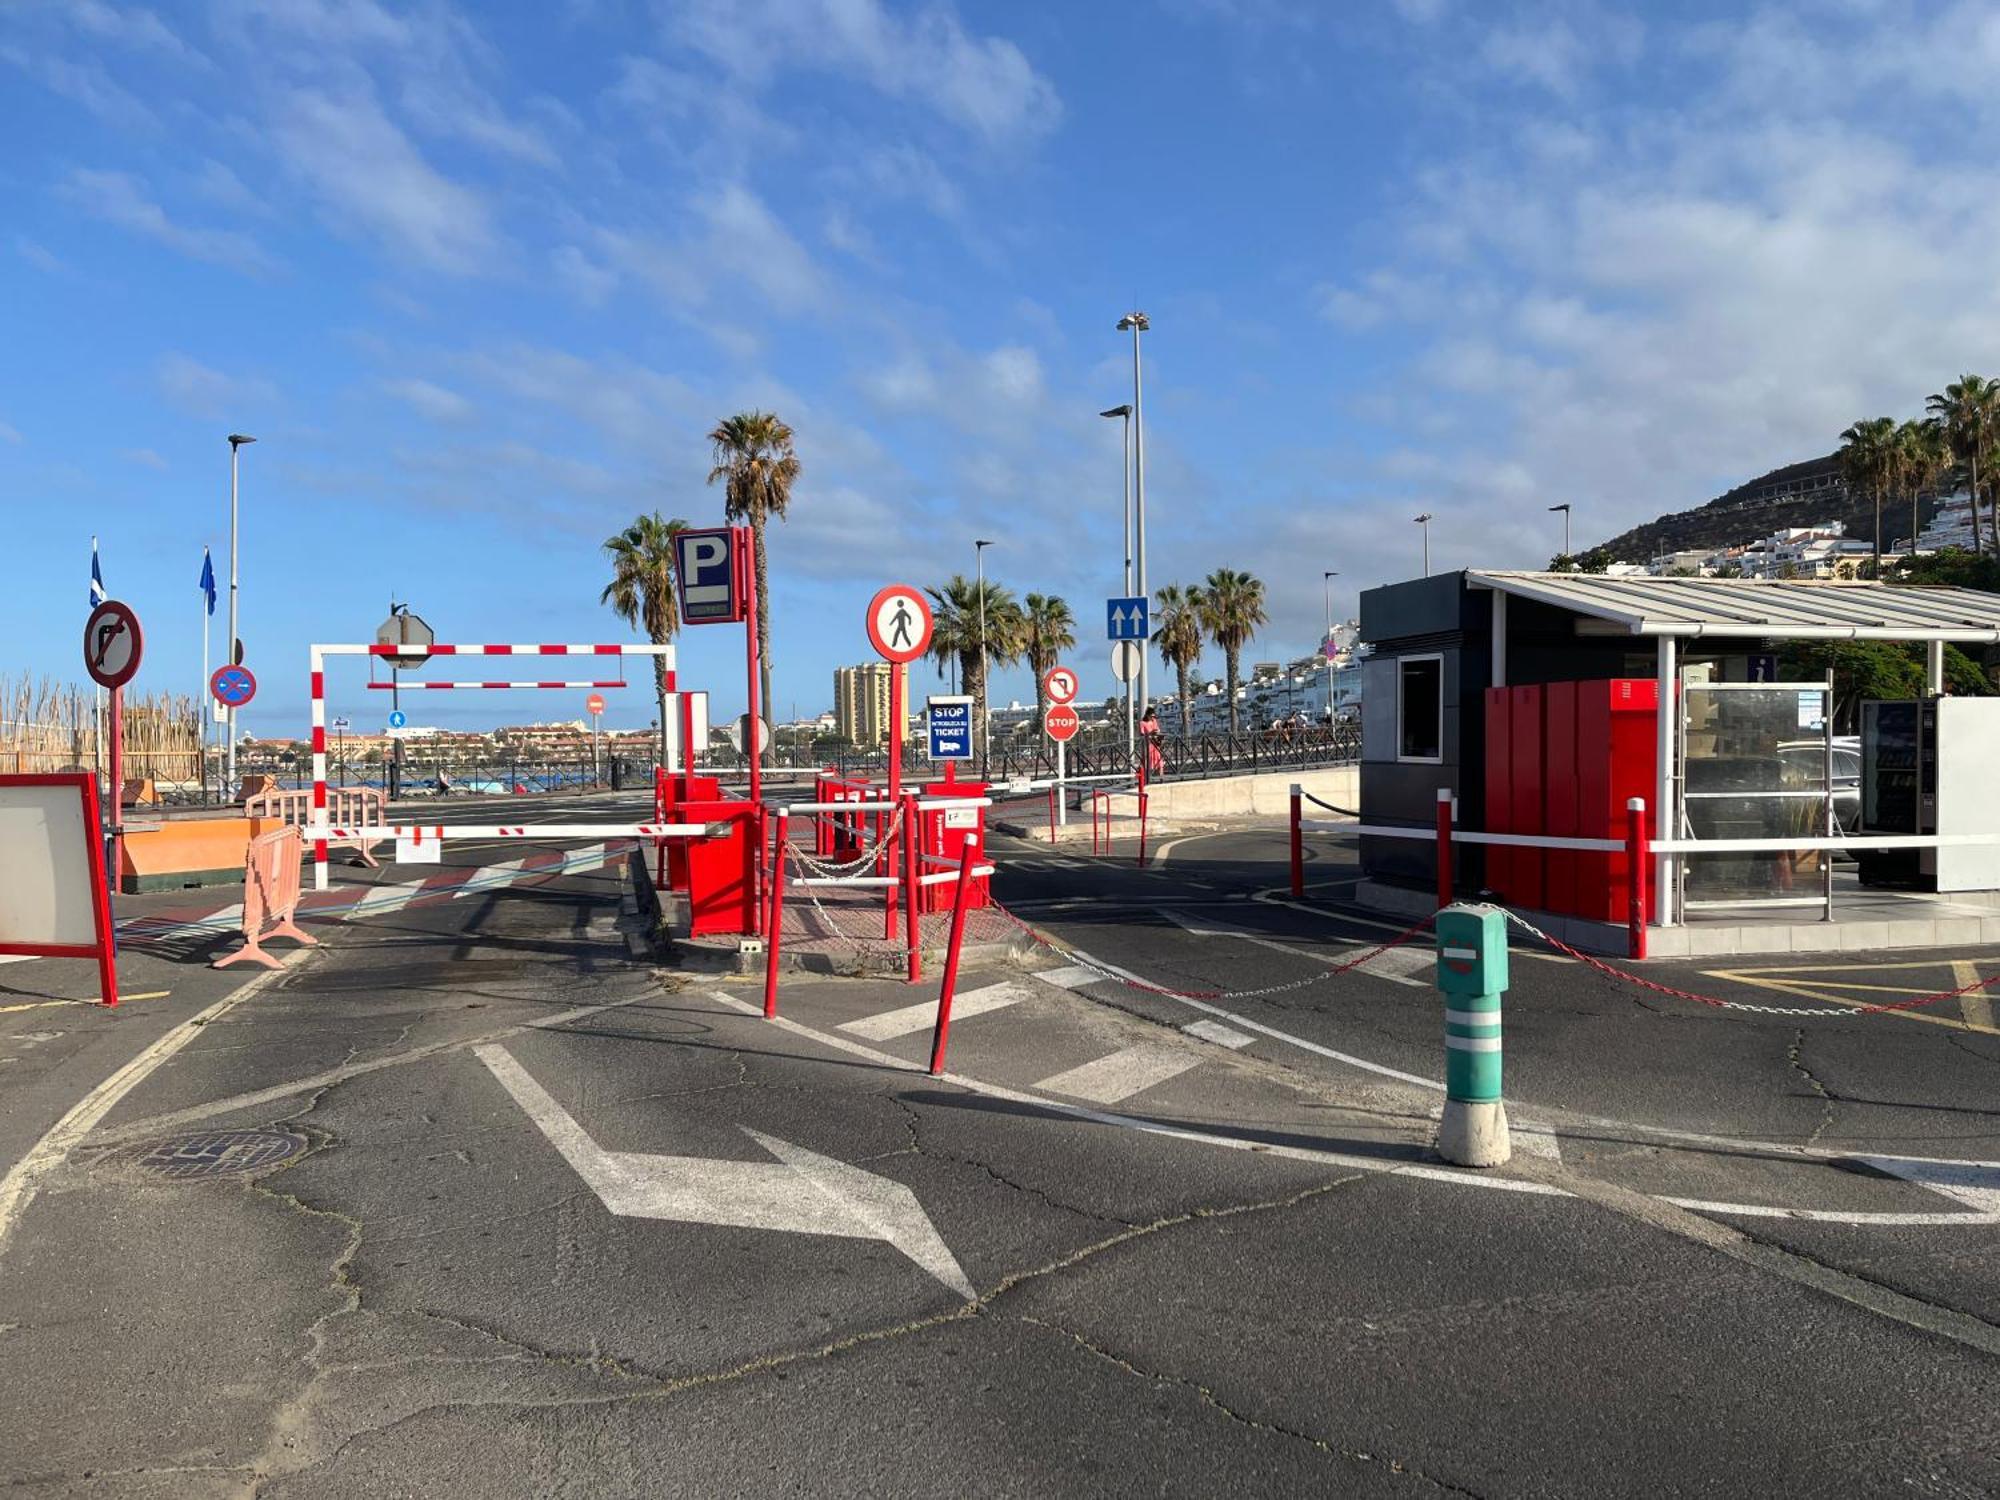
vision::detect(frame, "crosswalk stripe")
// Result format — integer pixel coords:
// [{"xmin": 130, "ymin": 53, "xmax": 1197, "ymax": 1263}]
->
[
  {"xmin": 1035, "ymin": 1044, "xmax": 1201, "ymax": 1104},
  {"xmin": 1032, "ymin": 965, "xmax": 1101, "ymax": 991},
  {"xmin": 1183, "ymin": 1019, "xmax": 1253, "ymax": 1049},
  {"xmin": 838, "ymin": 981, "xmax": 1031, "ymax": 1041}
]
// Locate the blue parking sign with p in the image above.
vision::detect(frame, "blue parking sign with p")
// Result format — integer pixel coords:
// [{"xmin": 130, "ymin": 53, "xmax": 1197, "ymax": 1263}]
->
[
  {"xmin": 675, "ymin": 528, "xmax": 745, "ymax": 625},
  {"xmin": 927, "ymin": 696, "xmax": 973, "ymax": 760}
]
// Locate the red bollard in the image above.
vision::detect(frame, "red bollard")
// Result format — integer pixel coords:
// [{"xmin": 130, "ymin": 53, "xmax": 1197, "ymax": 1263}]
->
[
  {"xmin": 927, "ymin": 841, "xmax": 979, "ymax": 1076},
  {"xmin": 902, "ymin": 792, "xmax": 921, "ymax": 983},
  {"xmin": 1626, "ymin": 795, "xmax": 1649, "ymax": 961},
  {"xmin": 763, "ymin": 811, "xmax": 788, "ymax": 1018},
  {"xmin": 1435, "ymin": 787, "xmax": 1454, "ymax": 911},
  {"xmin": 1289, "ymin": 786, "xmax": 1304, "ymax": 898}
]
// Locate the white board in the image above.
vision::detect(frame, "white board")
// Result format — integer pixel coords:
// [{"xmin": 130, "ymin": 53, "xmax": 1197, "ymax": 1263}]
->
[{"xmin": 0, "ymin": 782, "xmax": 100, "ymax": 947}]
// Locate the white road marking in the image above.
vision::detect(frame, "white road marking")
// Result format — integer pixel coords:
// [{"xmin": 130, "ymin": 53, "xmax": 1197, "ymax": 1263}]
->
[
  {"xmin": 1161, "ymin": 909, "xmax": 1429, "ymax": 987},
  {"xmin": 1035, "ymin": 1044, "xmax": 1201, "ymax": 1104},
  {"xmin": 475, "ymin": 1043, "xmax": 973, "ymax": 1297},
  {"xmin": 0, "ymin": 955, "xmax": 302, "ymax": 1257},
  {"xmin": 839, "ymin": 981, "xmax": 1030, "ymax": 1041},
  {"xmin": 1850, "ymin": 1156, "xmax": 2000, "ymax": 1216},
  {"xmin": 1183, "ymin": 1019, "xmax": 1254, "ymax": 1049},
  {"xmin": 1032, "ymin": 965, "xmax": 1101, "ymax": 991},
  {"xmin": 702, "ymin": 989, "xmax": 1559, "ymax": 1199}
]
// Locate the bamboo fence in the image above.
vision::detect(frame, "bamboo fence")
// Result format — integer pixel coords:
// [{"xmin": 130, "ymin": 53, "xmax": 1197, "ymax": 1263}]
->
[{"xmin": 0, "ymin": 674, "xmax": 203, "ymax": 781}]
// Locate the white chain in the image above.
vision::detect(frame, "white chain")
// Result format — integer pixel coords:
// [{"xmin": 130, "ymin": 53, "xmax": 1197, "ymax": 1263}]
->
[{"xmin": 786, "ymin": 806, "xmax": 904, "ymax": 877}]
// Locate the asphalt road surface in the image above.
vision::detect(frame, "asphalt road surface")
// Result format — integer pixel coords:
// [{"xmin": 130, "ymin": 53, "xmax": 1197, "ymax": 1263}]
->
[{"xmin": 3, "ymin": 797, "xmax": 1999, "ymax": 1496}]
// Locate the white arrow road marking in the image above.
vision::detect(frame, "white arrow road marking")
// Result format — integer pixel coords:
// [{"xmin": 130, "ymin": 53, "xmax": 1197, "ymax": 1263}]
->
[{"xmin": 474, "ymin": 1044, "xmax": 974, "ymax": 1298}]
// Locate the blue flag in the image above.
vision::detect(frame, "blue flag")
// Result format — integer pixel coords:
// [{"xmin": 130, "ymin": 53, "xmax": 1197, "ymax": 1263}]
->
[
  {"xmin": 89, "ymin": 536, "xmax": 105, "ymax": 609},
  {"xmin": 199, "ymin": 547, "xmax": 217, "ymax": 616}
]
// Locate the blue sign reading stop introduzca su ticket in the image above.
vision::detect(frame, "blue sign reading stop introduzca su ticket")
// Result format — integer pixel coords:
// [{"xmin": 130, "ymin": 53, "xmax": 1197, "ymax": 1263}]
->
[{"xmin": 927, "ymin": 695, "xmax": 973, "ymax": 760}]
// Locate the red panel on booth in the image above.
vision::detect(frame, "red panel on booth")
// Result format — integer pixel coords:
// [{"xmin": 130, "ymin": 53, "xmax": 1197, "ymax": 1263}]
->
[
  {"xmin": 1508, "ymin": 683, "xmax": 1545, "ymax": 909},
  {"xmin": 1543, "ymin": 680, "xmax": 1579, "ymax": 916},
  {"xmin": 919, "ymin": 780, "xmax": 989, "ymax": 913},
  {"xmin": 1482, "ymin": 687, "xmax": 1514, "ymax": 901},
  {"xmin": 1603, "ymin": 678, "xmax": 1660, "ymax": 925}
]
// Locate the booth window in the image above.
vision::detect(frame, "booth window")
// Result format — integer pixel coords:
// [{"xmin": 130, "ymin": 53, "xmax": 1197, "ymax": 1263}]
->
[{"xmin": 1397, "ymin": 655, "xmax": 1443, "ymax": 762}]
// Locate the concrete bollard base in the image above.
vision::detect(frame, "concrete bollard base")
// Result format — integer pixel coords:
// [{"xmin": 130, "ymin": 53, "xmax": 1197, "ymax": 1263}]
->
[{"xmin": 1437, "ymin": 1099, "xmax": 1511, "ymax": 1168}]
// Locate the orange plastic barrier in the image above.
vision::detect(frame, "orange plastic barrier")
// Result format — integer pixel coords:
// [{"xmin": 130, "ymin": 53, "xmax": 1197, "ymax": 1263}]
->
[
  {"xmin": 213, "ymin": 826, "xmax": 318, "ymax": 969},
  {"xmin": 247, "ymin": 786, "xmax": 386, "ymax": 867}
]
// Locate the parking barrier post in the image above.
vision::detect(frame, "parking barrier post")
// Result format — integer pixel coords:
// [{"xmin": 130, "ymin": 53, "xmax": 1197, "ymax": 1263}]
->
[
  {"xmin": 927, "ymin": 839, "xmax": 979, "ymax": 1076},
  {"xmin": 1435, "ymin": 787, "xmax": 1454, "ymax": 910},
  {"xmin": 1047, "ymin": 784, "xmax": 1057, "ymax": 845},
  {"xmin": 1289, "ymin": 784, "xmax": 1304, "ymax": 899},
  {"xmin": 1435, "ymin": 902, "xmax": 1510, "ymax": 1168},
  {"xmin": 883, "ymin": 805, "xmax": 899, "ymax": 941},
  {"xmin": 763, "ymin": 811, "xmax": 788, "ymax": 1018},
  {"xmin": 1626, "ymin": 796, "xmax": 1649, "ymax": 961},
  {"xmin": 1137, "ymin": 784, "xmax": 1149, "ymax": 866},
  {"xmin": 902, "ymin": 792, "xmax": 921, "ymax": 983}
]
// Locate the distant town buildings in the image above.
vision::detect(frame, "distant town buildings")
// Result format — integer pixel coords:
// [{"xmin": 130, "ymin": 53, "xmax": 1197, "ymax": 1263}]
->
[{"xmin": 832, "ymin": 662, "xmax": 910, "ymax": 746}]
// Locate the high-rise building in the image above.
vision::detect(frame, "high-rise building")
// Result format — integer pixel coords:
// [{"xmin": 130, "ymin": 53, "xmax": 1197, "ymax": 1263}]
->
[{"xmin": 833, "ymin": 662, "xmax": 909, "ymax": 746}]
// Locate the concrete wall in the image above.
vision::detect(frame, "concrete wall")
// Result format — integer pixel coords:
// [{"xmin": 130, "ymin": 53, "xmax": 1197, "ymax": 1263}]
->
[{"xmin": 1105, "ymin": 765, "xmax": 1356, "ymax": 820}]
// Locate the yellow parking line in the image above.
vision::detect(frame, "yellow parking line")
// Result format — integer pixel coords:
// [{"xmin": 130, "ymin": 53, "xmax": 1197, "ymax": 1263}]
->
[
  {"xmin": 0, "ymin": 990, "xmax": 171, "ymax": 1014},
  {"xmin": 1953, "ymin": 960, "xmax": 1994, "ymax": 1032},
  {"xmin": 1703, "ymin": 968, "xmax": 2000, "ymax": 1036}
]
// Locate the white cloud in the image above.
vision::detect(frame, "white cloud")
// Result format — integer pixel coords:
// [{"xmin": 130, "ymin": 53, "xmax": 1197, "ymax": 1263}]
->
[
  {"xmin": 551, "ymin": 244, "xmax": 618, "ymax": 306},
  {"xmin": 15, "ymin": 237, "xmax": 69, "ymax": 275},
  {"xmin": 382, "ymin": 377, "xmax": 476, "ymax": 425},
  {"xmin": 1392, "ymin": 0, "xmax": 1446, "ymax": 20},
  {"xmin": 0, "ymin": 421, "xmax": 22, "ymax": 445},
  {"xmin": 122, "ymin": 447, "xmax": 168, "ymax": 469},
  {"xmin": 667, "ymin": 0, "xmax": 1061, "ymax": 144},
  {"xmin": 270, "ymin": 89, "xmax": 498, "ymax": 273},
  {"xmin": 0, "ymin": 46, "xmax": 156, "ymax": 128},
  {"xmin": 154, "ymin": 354, "xmax": 278, "ymax": 419},
  {"xmin": 66, "ymin": 2, "xmax": 208, "ymax": 65},
  {"xmin": 59, "ymin": 169, "xmax": 279, "ymax": 276}
]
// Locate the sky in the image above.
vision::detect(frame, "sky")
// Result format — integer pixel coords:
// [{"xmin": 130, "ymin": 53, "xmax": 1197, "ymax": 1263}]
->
[{"xmin": 5, "ymin": 0, "xmax": 2000, "ymax": 737}]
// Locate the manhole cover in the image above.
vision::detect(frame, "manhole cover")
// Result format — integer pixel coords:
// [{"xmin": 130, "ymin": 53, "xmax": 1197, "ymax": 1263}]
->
[{"xmin": 132, "ymin": 1130, "xmax": 308, "ymax": 1180}]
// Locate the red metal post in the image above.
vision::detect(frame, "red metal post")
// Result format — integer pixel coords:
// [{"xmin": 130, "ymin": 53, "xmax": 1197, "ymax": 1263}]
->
[
  {"xmin": 740, "ymin": 525, "xmax": 762, "ymax": 811},
  {"xmin": 653, "ymin": 767, "xmax": 668, "ymax": 891},
  {"xmin": 1047, "ymin": 784, "xmax": 1056, "ymax": 845},
  {"xmin": 927, "ymin": 840, "xmax": 979, "ymax": 1076},
  {"xmin": 108, "ymin": 685, "xmax": 125, "ymax": 885},
  {"xmin": 1289, "ymin": 786, "xmax": 1304, "ymax": 898},
  {"xmin": 902, "ymin": 792, "xmax": 921, "ymax": 983},
  {"xmin": 1137, "ymin": 787, "xmax": 1149, "ymax": 867},
  {"xmin": 1435, "ymin": 787, "xmax": 1454, "ymax": 911},
  {"xmin": 763, "ymin": 811, "xmax": 788, "ymax": 1017},
  {"xmin": 1626, "ymin": 795, "xmax": 1649, "ymax": 961},
  {"xmin": 84, "ymin": 773, "xmax": 119, "ymax": 1007}
]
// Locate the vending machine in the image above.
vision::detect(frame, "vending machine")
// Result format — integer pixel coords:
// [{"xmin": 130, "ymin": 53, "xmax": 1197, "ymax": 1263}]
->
[{"xmin": 1858, "ymin": 697, "xmax": 2000, "ymax": 891}]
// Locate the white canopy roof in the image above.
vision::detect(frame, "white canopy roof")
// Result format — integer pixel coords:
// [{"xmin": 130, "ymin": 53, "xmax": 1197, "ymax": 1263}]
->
[{"xmin": 1467, "ymin": 571, "xmax": 2000, "ymax": 643}]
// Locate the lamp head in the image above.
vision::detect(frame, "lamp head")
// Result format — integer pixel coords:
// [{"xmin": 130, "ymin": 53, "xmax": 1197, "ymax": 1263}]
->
[
  {"xmin": 1414, "ymin": 512, "xmax": 1434, "ymax": 524},
  {"xmin": 228, "ymin": 433, "xmax": 256, "ymax": 448},
  {"xmin": 1116, "ymin": 312, "xmax": 1150, "ymax": 332},
  {"xmin": 1100, "ymin": 404, "xmax": 1132, "ymax": 419}
]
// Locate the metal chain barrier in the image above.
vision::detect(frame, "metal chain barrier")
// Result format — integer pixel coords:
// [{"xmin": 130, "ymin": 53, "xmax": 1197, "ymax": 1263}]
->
[
  {"xmin": 1300, "ymin": 790, "xmax": 1361, "ymax": 818},
  {"xmin": 1499, "ymin": 908, "xmax": 2000, "ymax": 1018},
  {"xmin": 787, "ymin": 805, "xmax": 905, "ymax": 877}
]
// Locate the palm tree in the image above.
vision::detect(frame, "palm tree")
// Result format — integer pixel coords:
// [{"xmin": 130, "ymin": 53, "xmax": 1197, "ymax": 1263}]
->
[
  {"xmin": 1198, "ymin": 569, "xmax": 1268, "ymax": 735},
  {"xmin": 1839, "ymin": 416, "xmax": 1897, "ymax": 575},
  {"xmin": 1021, "ymin": 593, "xmax": 1076, "ymax": 731},
  {"xmin": 1152, "ymin": 583, "xmax": 1205, "ymax": 735},
  {"xmin": 1927, "ymin": 375, "xmax": 2000, "ymax": 555},
  {"xmin": 925, "ymin": 574, "xmax": 1024, "ymax": 766},
  {"xmin": 706, "ymin": 411, "xmax": 800, "ymax": 746},
  {"xmin": 599, "ymin": 512, "xmax": 690, "ymax": 763},
  {"xmin": 1896, "ymin": 418, "xmax": 1951, "ymax": 564}
]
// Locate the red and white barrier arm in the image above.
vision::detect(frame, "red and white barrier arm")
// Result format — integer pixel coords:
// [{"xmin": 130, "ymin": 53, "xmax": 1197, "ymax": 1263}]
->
[
  {"xmin": 364, "ymin": 680, "xmax": 631, "ymax": 690},
  {"xmin": 302, "ymin": 822, "xmax": 724, "ymax": 841}
]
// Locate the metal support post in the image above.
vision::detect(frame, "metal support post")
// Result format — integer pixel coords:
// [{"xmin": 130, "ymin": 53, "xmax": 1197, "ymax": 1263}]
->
[
  {"xmin": 1435, "ymin": 787, "xmax": 1454, "ymax": 910},
  {"xmin": 927, "ymin": 839, "xmax": 978, "ymax": 1076},
  {"xmin": 1290, "ymin": 784, "xmax": 1304, "ymax": 899},
  {"xmin": 1625, "ymin": 797, "xmax": 1648, "ymax": 960},
  {"xmin": 763, "ymin": 811, "xmax": 788, "ymax": 1019}
]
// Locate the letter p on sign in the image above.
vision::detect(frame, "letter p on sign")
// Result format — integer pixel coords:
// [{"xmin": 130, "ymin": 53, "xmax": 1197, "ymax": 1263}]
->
[{"xmin": 674, "ymin": 528, "xmax": 745, "ymax": 625}]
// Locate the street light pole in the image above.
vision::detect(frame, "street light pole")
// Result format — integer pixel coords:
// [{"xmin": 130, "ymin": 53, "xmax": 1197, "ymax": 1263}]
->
[
  {"xmin": 1100, "ymin": 403, "xmax": 1135, "ymax": 766},
  {"xmin": 1322, "ymin": 569, "xmax": 1339, "ymax": 722},
  {"xmin": 225, "ymin": 433, "xmax": 255, "ymax": 792},
  {"xmin": 1414, "ymin": 512, "xmax": 1434, "ymax": 577},
  {"xmin": 975, "ymin": 538, "xmax": 994, "ymax": 774},
  {"xmin": 1117, "ymin": 312, "xmax": 1150, "ymax": 723},
  {"xmin": 333, "ymin": 717, "xmax": 348, "ymax": 785}
]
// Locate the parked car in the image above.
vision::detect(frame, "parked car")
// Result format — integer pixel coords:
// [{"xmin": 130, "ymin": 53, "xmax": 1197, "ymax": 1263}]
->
[{"xmin": 1776, "ymin": 736, "xmax": 1860, "ymax": 833}]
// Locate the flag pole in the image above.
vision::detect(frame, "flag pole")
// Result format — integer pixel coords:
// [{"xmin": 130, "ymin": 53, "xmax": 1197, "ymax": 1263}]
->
[{"xmin": 200, "ymin": 562, "xmax": 211, "ymax": 804}]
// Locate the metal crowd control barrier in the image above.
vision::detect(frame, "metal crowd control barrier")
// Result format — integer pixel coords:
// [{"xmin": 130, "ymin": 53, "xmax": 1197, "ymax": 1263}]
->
[
  {"xmin": 214, "ymin": 826, "xmax": 318, "ymax": 969},
  {"xmin": 1088, "ymin": 773, "xmax": 1150, "ymax": 863},
  {"xmin": 248, "ymin": 786, "xmax": 388, "ymax": 867}
]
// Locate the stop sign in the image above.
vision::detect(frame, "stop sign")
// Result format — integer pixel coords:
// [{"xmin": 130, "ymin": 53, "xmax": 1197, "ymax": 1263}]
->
[
  {"xmin": 1044, "ymin": 704, "xmax": 1080, "ymax": 742},
  {"xmin": 586, "ymin": 693, "xmax": 605, "ymax": 716}
]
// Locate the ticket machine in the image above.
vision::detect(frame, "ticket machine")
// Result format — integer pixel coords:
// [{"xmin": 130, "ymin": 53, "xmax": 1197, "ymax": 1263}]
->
[{"xmin": 1858, "ymin": 697, "xmax": 2000, "ymax": 891}]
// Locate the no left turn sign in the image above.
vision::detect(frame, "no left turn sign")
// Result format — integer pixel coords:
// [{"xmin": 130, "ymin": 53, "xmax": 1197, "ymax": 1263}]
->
[{"xmin": 1043, "ymin": 666, "xmax": 1078, "ymax": 706}]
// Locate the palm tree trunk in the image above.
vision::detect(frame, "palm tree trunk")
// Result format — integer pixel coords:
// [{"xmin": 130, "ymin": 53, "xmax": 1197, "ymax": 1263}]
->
[
  {"xmin": 1873, "ymin": 487, "xmax": 1882, "ymax": 578},
  {"xmin": 751, "ymin": 518, "xmax": 774, "ymax": 758},
  {"xmin": 1177, "ymin": 661, "xmax": 1192, "ymax": 736},
  {"xmin": 654, "ymin": 654, "xmax": 668, "ymax": 769},
  {"xmin": 1225, "ymin": 647, "xmax": 1241, "ymax": 735}
]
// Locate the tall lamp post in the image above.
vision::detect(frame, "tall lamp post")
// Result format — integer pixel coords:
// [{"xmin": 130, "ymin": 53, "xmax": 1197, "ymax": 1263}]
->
[
  {"xmin": 1100, "ymin": 403, "xmax": 1135, "ymax": 765},
  {"xmin": 1414, "ymin": 512, "xmax": 1434, "ymax": 577},
  {"xmin": 332, "ymin": 716, "xmax": 349, "ymax": 785},
  {"xmin": 975, "ymin": 538, "xmax": 994, "ymax": 774},
  {"xmin": 1322, "ymin": 570, "xmax": 1340, "ymax": 722},
  {"xmin": 1549, "ymin": 503, "xmax": 1572, "ymax": 559},
  {"xmin": 225, "ymin": 433, "xmax": 255, "ymax": 792},
  {"xmin": 1117, "ymin": 311, "xmax": 1150, "ymax": 722}
]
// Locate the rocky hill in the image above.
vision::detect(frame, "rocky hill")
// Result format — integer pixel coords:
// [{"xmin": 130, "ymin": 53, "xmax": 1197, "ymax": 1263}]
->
[{"xmin": 1589, "ymin": 453, "xmax": 1939, "ymax": 563}]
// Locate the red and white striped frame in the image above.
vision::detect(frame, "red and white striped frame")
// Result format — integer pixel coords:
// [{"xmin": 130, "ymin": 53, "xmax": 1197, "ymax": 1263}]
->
[{"xmin": 308, "ymin": 642, "xmax": 676, "ymax": 891}]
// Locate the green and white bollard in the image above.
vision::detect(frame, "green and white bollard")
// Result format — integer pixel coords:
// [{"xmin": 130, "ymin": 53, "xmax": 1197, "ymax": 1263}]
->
[{"xmin": 1435, "ymin": 902, "xmax": 1511, "ymax": 1168}]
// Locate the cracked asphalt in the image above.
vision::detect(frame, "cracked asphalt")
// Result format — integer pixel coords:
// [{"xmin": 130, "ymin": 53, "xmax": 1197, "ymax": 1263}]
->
[{"xmin": 4, "ymin": 817, "xmax": 2000, "ymax": 1495}]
